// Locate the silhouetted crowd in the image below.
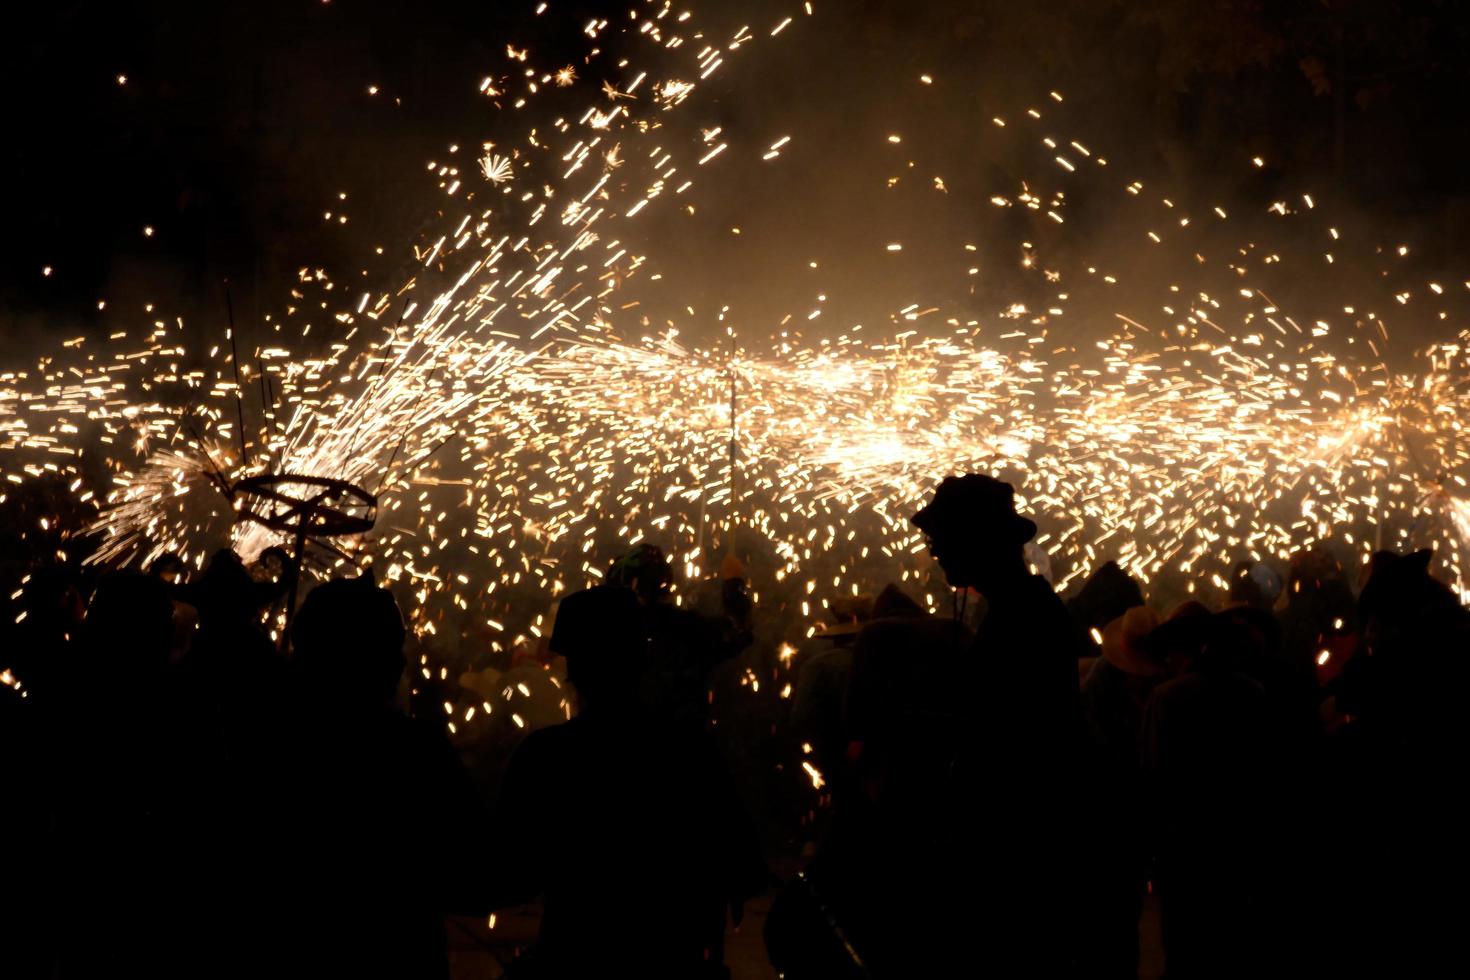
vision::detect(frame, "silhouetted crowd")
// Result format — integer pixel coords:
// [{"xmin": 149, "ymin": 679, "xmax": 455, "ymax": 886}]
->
[{"xmin": 3, "ymin": 472, "xmax": 1467, "ymax": 979}]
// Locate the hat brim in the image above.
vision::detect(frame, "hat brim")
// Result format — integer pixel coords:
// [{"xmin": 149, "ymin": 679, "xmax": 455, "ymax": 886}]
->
[
  {"xmin": 1136, "ymin": 613, "xmax": 1212, "ymax": 658},
  {"xmin": 912, "ymin": 507, "xmax": 1037, "ymax": 543},
  {"xmin": 1102, "ymin": 645, "xmax": 1166, "ymax": 677}
]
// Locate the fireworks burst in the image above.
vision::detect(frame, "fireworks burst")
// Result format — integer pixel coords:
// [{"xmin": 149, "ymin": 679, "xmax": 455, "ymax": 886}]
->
[
  {"xmin": 6, "ymin": 0, "xmax": 1470, "ymax": 658},
  {"xmin": 479, "ymin": 152, "xmax": 514, "ymax": 185}
]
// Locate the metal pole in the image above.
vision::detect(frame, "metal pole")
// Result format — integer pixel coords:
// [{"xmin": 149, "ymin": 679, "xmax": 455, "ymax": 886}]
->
[
  {"xmin": 726, "ymin": 330, "xmax": 738, "ymax": 559},
  {"xmin": 224, "ymin": 284, "xmax": 249, "ymax": 467},
  {"xmin": 257, "ymin": 355, "xmax": 277, "ymax": 443},
  {"xmin": 280, "ymin": 519, "xmax": 309, "ymax": 655}
]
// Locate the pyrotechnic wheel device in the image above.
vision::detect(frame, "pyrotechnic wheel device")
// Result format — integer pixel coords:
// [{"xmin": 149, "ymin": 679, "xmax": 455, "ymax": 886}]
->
[
  {"xmin": 230, "ymin": 474, "xmax": 378, "ymax": 649},
  {"xmin": 232, "ymin": 473, "xmax": 377, "ymax": 539}
]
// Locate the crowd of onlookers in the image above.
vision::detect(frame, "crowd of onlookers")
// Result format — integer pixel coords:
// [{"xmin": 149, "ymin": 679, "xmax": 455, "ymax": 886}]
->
[{"xmin": 3, "ymin": 471, "xmax": 1468, "ymax": 979}]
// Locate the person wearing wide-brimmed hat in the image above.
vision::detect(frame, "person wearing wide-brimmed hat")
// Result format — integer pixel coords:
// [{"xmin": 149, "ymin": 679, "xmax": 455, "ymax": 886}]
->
[
  {"xmin": 911, "ymin": 474, "xmax": 1039, "ymax": 594},
  {"xmin": 901, "ymin": 474, "xmax": 1085, "ymax": 975},
  {"xmin": 1139, "ymin": 603, "xmax": 1279, "ymax": 980},
  {"xmin": 909, "ymin": 475, "xmax": 1083, "ymax": 759},
  {"xmin": 1083, "ymin": 605, "xmax": 1165, "ymax": 765}
]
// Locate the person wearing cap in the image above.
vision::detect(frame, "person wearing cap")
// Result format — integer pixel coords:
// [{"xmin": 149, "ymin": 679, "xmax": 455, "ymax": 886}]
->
[{"xmin": 909, "ymin": 473, "xmax": 1085, "ymax": 975}]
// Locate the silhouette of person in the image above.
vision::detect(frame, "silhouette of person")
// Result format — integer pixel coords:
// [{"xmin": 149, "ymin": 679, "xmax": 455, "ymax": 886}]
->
[
  {"xmin": 42, "ymin": 572, "xmax": 185, "ymax": 976},
  {"xmin": 275, "ymin": 574, "xmax": 489, "ymax": 979},
  {"xmin": 1066, "ymin": 559, "xmax": 1146, "ymax": 652},
  {"xmin": 789, "ymin": 592, "xmax": 873, "ymax": 813},
  {"xmin": 910, "ymin": 473, "xmax": 1085, "ymax": 975},
  {"xmin": 1077, "ymin": 604, "xmax": 1163, "ymax": 980},
  {"xmin": 1141, "ymin": 609, "xmax": 1274, "ymax": 980},
  {"xmin": 844, "ymin": 582, "xmax": 972, "ymax": 801},
  {"xmin": 491, "ymin": 585, "xmax": 765, "ymax": 979},
  {"xmin": 147, "ymin": 552, "xmax": 199, "ymax": 662},
  {"xmin": 174, "ymin": 548, "xmax": 288, "ymax": 715},
  {"xmin": 1278, "ymin": 547, "xmax": 1354, "ymax": 692},
  {"xmin": 0, "ymin": 653, "xmax": 49, "ymax": 979},
  {"xmin": 167, "ymin": 548, "xmax": 292, "ymax": 968},
  {"xmin": 605, "ymin": 544, "xmax": 750, "ymax": 728},
  {"xmin": 1228, "ymin": 559, "xmax": 1281, "ymax": 613},
  {"xmin": 780, "ymin": 582, "xmax": 968, "ymax": 978},
  {"xmin": 148, "ymin": 552, "xmax": 187, "ymax": 585},
  {"xmin": 2, "ymin": 563, "xmax": 85, "ymax": 705},
  {"xmin": 1324, "ymin": 549, "xmax": 1470, "ymax": 977},
  {"xmin": 1343, "ymin": 548, "xmax": 1469, "ymax": 748}
]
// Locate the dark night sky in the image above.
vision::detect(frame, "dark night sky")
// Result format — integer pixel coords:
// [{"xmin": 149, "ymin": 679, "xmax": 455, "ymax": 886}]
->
[
  {"xmin": 6, "ymin": 1, "xmax": 1470, "ymax": 349},
  {"xmin": 3, "ymin": 1, "xmax": 555, "ymax": 335}
]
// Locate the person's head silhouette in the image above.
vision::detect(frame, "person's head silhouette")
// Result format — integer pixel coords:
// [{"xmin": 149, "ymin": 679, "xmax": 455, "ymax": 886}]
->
[
  {"xmin": 604, "ymin": 544, "xmax": 673, "ymax": 604},
  {"xmin": 912, "ymin": 474, "xmax": 1037, "ymax": 595},
  {"xmin": 549, "ymin": 585, "xmax": 646, "ymax": 712},
  {"xmin": 148, "ymin": 552, "xmax": 187, "ymax": 584},
  {"xmin": 77, "ymin": 571, "xmax": 175, "ymax": 685},
  {"xmin": 190, "ymin": 549, "xmax": 257, "ymax": 626},
  {"xmin": 290, "ymin": 574, "xmax": 407, "ymax": 706}
]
